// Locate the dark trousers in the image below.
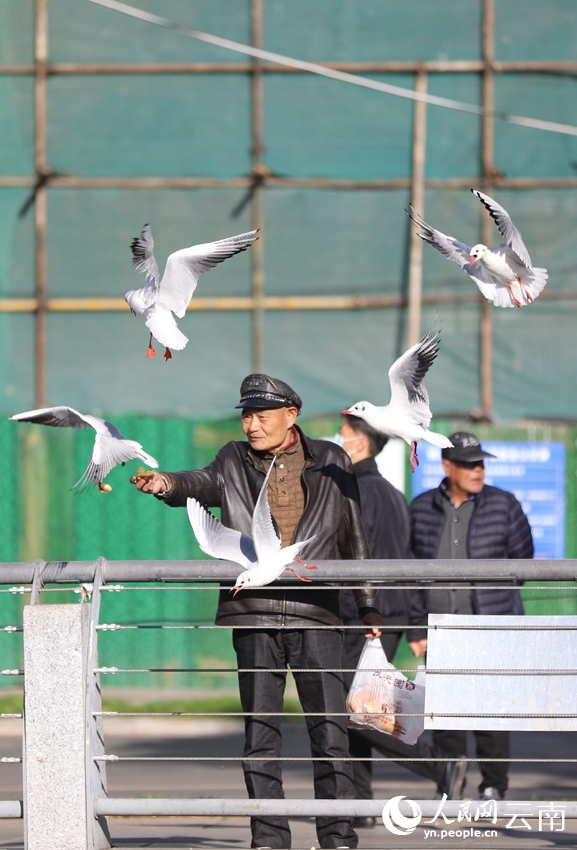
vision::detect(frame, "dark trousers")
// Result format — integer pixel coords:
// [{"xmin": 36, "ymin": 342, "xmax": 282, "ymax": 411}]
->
[
  {"xmin": 342, "ymin": 621, "xmax": 443, "ymax": 799},
  {"xmin": 432, "ymin": 730, "xmax": 510, "ymax": 796},
  {"xmin": 233, "ymin": 628, "xmax": 358, "ymax": 850}
]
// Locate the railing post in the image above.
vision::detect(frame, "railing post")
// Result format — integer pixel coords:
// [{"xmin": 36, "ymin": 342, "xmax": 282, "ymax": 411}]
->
[
  {"xmin": 22, "ymin": 558, "xmax": 45, "ymax": 849},
  {"xmin": 85, "ymin": 559, "xmax": 111, "ymax": 849},
  {"xmin": 22, "ymin": 561, "xmax": 111, "ymax": 850}
]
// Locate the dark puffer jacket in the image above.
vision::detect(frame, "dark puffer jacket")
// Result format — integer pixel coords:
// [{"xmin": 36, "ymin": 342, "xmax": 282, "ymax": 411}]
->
[
  {"xmin": 161, "ymin": 427, "xmax": 377, "ymax": 627},
  {"xmin": 409, "ymin": 482, "xmax": 534, "ymax": 615}
]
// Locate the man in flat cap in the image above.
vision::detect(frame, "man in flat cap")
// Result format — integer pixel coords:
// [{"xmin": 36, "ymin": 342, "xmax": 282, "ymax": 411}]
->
[
  {"xmin": 409, "ymin": 431, "xmax": 533, "ymax": 802},
  {"xmin": 131, "ymin": 374, "xmax": 383, "ymax": 850}
]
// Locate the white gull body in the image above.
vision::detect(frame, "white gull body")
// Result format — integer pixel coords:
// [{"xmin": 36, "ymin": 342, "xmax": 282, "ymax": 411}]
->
[
  {"xmin": 126, "ymin": 225, "xmax": 258, "ymax": 359},
  {"xmin": 344, "ymin": 329, "xmax": 453, "ymax": 472},
  {"xmin": 187, "ymin": 456, "xmax": 316, "ymax": 593},
  {"xmin": 409, "ymin": 189, "xmax": 548, "ymax": 308},
  {"xmin": 10, "ymin": 406, "xmax": 158, "ymax": 492}
]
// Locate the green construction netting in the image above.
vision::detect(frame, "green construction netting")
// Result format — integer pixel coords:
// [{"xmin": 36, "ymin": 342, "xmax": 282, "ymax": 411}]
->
[{"xmin": 1, "ymin": 1, "xmax": 577, "ymax": 420}]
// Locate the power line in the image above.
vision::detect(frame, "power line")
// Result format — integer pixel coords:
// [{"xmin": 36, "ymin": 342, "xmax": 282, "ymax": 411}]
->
[{"xmin": 89, "ymin": 0, "xmax": 577, "ymax": 138}]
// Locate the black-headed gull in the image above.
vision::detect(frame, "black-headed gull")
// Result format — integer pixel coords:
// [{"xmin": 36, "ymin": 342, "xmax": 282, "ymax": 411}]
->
[
  {"xmin": 343, "ymin": 328, "xmax": 453, "ymax": 472},
  {"xmin": 409, "ymin": 189, "xmax": 548, "ymax": 308},
  {"xmin": 126, "ymin": 225, "xmax": 258, "ymax": 359},
  {"xmin": 187, "ymin": 457, "xmax": 316, "ymax": 593},
  {"xmin": 9, "ymin": 407, "xmax": 158, "ymax": 492}
]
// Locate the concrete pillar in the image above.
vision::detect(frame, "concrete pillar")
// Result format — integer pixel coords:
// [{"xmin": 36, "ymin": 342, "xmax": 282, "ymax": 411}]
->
[{"xmin": 23, "ymin": 602, "xmax": 110, "ymax": 850}]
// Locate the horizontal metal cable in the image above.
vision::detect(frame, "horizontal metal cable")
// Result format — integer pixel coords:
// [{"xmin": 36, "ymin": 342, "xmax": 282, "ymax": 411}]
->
[
  {"xmin": 95, "ymin": 666, "xmax": 417, "ymax": 673},
  {"xmin": 95, "ymin": 622, "xmax": 577, "ymax": 630},
  {"xmin": 95, "ymin": 710, "xmax": 577, "ymax": 718},
  {"xmin": 0, "ymin": 586, "xmax": 79, "ymax": 593},
  {"xmin": 0, "ymin": 714, "xmax": 22, "ymax": 719},
  {"xmin": 94, "ymin": 666, "xmax": 576, "ymax": 675},
  {"xmin": 0, "ymin": 670, "xmax": 23, "ymax": 676},
  {"xmin": 0, "ymin": 757, "xmax": 22, "ymax": 763},
  {"xmin": 95, "ymin": 754, "xmax": 577, "ymax": 763},
  {"xmin": 99, "ymin": 584, "xmax": 576, "ymax": 591},
  {"xmin": 0, "ymin": 627, "xmax": 22, "ymax": 632},
  {"xmin": 96, "ymin": 710, "xmax": 408, "ymax": 717},
  {"xmin": 96, "ymin": 623, "xmax": 426, "ymax": 631}
]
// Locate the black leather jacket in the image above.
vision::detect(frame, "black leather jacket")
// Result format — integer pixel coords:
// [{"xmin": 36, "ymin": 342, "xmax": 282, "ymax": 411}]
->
[{"xmin": 162, "ymin": 426, "xmax": 378, "ymax": 626}]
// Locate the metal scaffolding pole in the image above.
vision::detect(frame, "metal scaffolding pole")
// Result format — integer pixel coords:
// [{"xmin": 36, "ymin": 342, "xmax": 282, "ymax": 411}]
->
[
  {"xmin": 34, "ymin": 0, "xmax": 48, "ymax": 408},
  {"xmin": 407, "ymin": 67, "xmax": 428, "ymax": 347},
  {"xmin": 250, "ymin": 0, "xmax": 265, "ymax": 374},
  {"xmin": 480, "ymin": 0, "xmax": 495, "ymax": 419},
  {"xmin": 5, "ymin": 59, "xmax": 577, "ymax": 75}
]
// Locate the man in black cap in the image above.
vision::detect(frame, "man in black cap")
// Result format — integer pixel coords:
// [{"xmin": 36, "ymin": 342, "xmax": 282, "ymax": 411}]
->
[
  {"xmin": 131, "ymin": 374, "xmax": 383, "ymax": 850},
  {"xmin": 409, "ymin": 431, "xmax": 534, "ymax": 801}
]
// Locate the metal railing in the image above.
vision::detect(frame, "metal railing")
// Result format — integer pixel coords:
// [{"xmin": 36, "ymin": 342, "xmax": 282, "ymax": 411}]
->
[{"xmin": 1, "ymin": 557, "xmax": 577, "ymax": 849}]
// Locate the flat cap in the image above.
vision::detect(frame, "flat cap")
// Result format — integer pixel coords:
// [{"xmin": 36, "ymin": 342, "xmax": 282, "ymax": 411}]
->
[{"xmin": 235, "ymin": 373, "xmax": 302, "ymax": 412}]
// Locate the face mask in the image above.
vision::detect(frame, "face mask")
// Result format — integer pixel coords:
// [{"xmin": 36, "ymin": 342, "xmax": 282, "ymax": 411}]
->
[{"xmin": 332, "ymin": 433, "xmax": 361, "ymax": 457}]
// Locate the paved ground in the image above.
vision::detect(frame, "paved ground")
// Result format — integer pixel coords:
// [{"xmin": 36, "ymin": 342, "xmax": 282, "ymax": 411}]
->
[{"xmin": 1, "ymin": 721, "xmax": 576, "ymax": 849}]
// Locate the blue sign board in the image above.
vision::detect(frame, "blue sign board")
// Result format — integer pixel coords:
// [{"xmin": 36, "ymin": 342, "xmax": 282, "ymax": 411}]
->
[{"xmin": 411, "ymin": 442, "xmax": 566, "ymax": 559}]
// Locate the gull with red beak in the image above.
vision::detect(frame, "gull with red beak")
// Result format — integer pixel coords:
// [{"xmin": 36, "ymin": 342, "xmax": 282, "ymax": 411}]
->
[
  {"xmin": 408, "ymin": 189, "xmax": 548, "ymax": 308},
  {"xmin": 343, "ymin": 328, "xmax": 453, "ymax": 473},
  {"xmin": 186, "ymin": 456, "xmax": 316, "ymax": 594},
  {"xmin": 126, "ymin": 224, "xmax": 258, "ymax": 360}
]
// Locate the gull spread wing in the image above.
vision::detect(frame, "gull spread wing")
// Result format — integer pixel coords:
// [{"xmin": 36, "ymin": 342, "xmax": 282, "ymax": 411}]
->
[
  {"xmin": 408, "ymin": 206, "xmax": 501, "ymax": 291},
  {"xmin": 388, "ymin": 328, "xmax": 441, "ymax": 428},
  {"xmin": 472, "ymin": 190, "xmax": 533, "ymax": 269},
  {"xmin": 187, "ymin": 498, "xmax": 256, "ymax": 570},
  {"xmin": 159, "ymin": 230, "xmax": 258, "ymax": 318},
  {"xmin": 251, "ymin": 456, "xmax": 282, "ymax": 564},
  {"xmin": 11, "ymin": 407, "xmax": 158, "ymax": 492},
  {"xmin": 9, "ymin": 406, "xmax": 94, "ymax": 430},
  {"xmin": 131, "ymin": 224, "xmax": 160, "ymax": 283},
  {"xmin": 73, "ymin": 426, "xmax": 158, "ymax": 493},
  {"xmin": 130, "ymin": 224, "xmax": 161, "ymax": 310},
  {"xmin": 408, "ymin": 207, "xmax": 471, "ymax": 269}
]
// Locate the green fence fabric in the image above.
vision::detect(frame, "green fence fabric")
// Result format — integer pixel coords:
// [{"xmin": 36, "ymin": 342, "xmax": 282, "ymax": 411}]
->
[
  {"xmin": 263, "ymin": 1, "xmax": 484, "ymax": 62},
  {"xmin": 2, "ymin": 415, "xmax": 577, "ymax": 689},
  {"xmin": 48, "ymin": 0, "xmax": 252, "ymax": 64}
]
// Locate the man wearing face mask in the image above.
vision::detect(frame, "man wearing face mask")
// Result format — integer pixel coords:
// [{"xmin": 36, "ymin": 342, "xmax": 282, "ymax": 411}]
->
[{"xmin": 338, "ymin": 415, "xmax": 467, "ymax": 825}]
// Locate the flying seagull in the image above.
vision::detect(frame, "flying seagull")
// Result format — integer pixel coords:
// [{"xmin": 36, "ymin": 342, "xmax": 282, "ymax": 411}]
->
[
  {"xmin": 409, "ymin": 189, "xmax": 548, "ymax": 308},
  {"xmin": 126, "ymin": 225, "xmax": 258, "ymax": 359},
  {"xmin": 9, "ymin": 407, "xmax": 158, "ymax": 492},
  {"xmin": 187, "ymin": 457, "xmax": 317, "ymax": 593},
  {"xmin": 343, "ymin": 328, "xmax": 453, "ymax": 472}
]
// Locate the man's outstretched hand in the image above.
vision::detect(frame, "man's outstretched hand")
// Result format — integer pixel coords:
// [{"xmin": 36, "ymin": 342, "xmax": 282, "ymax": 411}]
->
[{"xmin": 130, "ymin": 471, "xmax": 166, "ymax": 495}]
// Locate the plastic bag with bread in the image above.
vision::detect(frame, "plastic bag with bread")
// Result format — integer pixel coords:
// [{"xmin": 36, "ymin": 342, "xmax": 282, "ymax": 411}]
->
[{"xmin": 346, "ymin": 637, "xmax": 426, "ymax": 745}]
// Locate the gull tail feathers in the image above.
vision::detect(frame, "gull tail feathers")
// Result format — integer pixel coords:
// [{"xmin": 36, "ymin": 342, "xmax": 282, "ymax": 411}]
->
[
  {"xmin": 134, "ymin": 446, "xmax": 159, "ymax": 468},
  {"xmin": 529, "ymin": 267, "xmax": 548, "ymax": 299},
  {"xmin": 145, "ymin": 309, "xmax": 188, "ymax": 351},
  {"xmin": 422, "ymin": 430, "xmax": 453, "ymax": 449},
  {"xmin": 283, "ymin": 535, "xmax": 316, "ymax": 565}
]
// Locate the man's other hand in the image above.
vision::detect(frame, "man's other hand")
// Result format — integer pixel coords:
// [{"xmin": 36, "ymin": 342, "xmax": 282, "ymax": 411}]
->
[
  {"xmin": 408, "ymin": 638, "xmax": 427, "ymax": 657},
  {"xmin": 361, "ymin": 610, "xmax": 384, "ymax": 638},
  {"xmin": 130, "ymin": 471, "xmax": 166, "ymax": 495}
]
